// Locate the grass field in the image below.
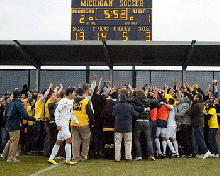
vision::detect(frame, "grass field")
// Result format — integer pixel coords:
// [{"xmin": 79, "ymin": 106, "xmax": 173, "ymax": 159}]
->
[{"xmin": 1, "ymin": 155, "xmax": 220, "ymax": 176}]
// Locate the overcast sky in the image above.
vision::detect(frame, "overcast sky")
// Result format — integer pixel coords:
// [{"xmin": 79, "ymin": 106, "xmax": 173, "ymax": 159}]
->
[
  {"xmin": 0, "ymin": 0, "xmax": 220, "ymax": 70},
  {"xmin": 0, "ymin": 0, "xmax": 220, "ymax": 41}
]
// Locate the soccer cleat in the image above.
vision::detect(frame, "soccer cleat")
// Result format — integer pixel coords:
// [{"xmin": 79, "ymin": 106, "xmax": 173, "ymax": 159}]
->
[
  {"xmin": 198, "ymin": 154, "xmax": 207, "ymax": 159},
  {"xmin": 148, "ymin": 156, "xmax": 156, "ymax": 161},
  {"xmin": 158, "ymin": 153, "xmax": 163, "ymax": 159},
  {"xmin": 171, "ymin": 153, "xmax": 177, "ymax": 158},
  {"xmin": 162, "ymin": 154, "xmax": 166, "ymax": 159},
  {"xmin": 135, "ymin": 157, "xmax": 142, "ymax": 161},
  {"xmin": 66, "ymin": 160, "xmax": 77, "ymax": 165},
  {"xmin": 208, "ymin": 153, "xmax": 219, "ymax": 157},
  {"xmin": 48, "ymin": 160, "xmax": 58, "ymax": 165}
]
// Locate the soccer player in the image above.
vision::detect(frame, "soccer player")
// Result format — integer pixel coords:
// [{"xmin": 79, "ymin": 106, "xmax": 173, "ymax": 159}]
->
[
  {"xmin": 166, "ymin": 98, "xmax": 179, "ymax": 157},
  {"xmin": 48, "ymin": 87, "xmax": 81, "ymax": 165},
  {"xmin": 155, "ymin": 98, "xmax": 173, "ymax": 158}
]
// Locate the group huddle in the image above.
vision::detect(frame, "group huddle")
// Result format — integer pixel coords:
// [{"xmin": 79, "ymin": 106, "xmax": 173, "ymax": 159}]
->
[{"xmin": 0, "ymin": 75, "xmax": 219, "ymax": 164}]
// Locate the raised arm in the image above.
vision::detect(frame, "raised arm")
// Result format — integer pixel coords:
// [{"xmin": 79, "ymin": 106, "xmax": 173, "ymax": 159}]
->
[
  {"xmin": 40, "ymin": 83, "xmax": 54, "ymax": 102},
  {"xmin": 91, "ymin": 74, "xmax": 97, "ymax": 95}
]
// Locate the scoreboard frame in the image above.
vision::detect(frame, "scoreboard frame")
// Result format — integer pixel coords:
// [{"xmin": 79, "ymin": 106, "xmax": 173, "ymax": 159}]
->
[{"xmin": 71, "ymin": 0, "xmax": 152, "ymax": 41}]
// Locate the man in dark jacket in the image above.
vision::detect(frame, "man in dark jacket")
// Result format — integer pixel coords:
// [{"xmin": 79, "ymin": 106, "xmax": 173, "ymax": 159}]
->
[
  {"xmin": 187, "ymin": 93, "xmax": 208, "ymax": 159},
  {"xmin": 113, "ymin": 93, "xmax": 139, "ymax": 162},
  {"xmin": 91, "ymin": 87, "xmax": 106, "ymax": 158},
  {"xmin": 2, "ymin": 90, "xmax": 40, "ymax": 162}
]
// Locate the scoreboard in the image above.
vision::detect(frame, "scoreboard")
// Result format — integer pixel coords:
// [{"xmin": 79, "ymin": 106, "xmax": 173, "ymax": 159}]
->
[{"xmin": 71, "ymin": 0, "xmax": 152, "ymax": 41}]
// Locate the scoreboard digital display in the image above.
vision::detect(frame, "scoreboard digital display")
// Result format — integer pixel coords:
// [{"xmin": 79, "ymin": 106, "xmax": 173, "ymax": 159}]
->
[{"xmin": 71, "ymin": 0, "xmax": 152, "ymax": 41}]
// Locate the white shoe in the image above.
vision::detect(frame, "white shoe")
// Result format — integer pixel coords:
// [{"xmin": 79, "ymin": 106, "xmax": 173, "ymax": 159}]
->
[
  {"xmin": 214, "ymin": 154, "xmax": 219, "ymax": 157},
  {"xmin": 198, "ymin": 154, "xmax": 206, "ymax": 159},
  {"xmin": 207, "ymin": 150, "xmax": 211, "ymax": 155},
  {"xmin": 205, "ymin": 151, "xmax": 209, "ymax": 158},
  {"xmin": 16, "ymin": 151, "xmax": 20, "ymax": 157},
  {"xmin": 208, "ymin": 153, "xmax": 219, "ymax": 157},
  {"xmin": 7, "ymin": 159, "xmax": 20, "ymax": 162},
  {"xmin": 135, "ymin": 157, "xmax": 142, "ymax": 161}
]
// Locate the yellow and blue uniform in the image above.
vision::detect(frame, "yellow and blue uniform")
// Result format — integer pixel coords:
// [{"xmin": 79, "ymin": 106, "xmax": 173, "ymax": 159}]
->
[{"xmin": 71, "ymin": 98, "xmax": 90, "ymax": 126}]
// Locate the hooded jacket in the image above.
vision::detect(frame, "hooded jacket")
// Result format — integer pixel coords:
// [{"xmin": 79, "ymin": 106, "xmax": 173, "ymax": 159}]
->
[{"xmin": 5, "ymin": 98, "xmax": 35, "ymax": 132}]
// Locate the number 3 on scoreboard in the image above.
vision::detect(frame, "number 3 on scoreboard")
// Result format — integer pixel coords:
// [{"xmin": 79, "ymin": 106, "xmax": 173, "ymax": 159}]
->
[
  {"xmin": 123, "ymin": 32, "xmax": 128, "ymax": 41},
  {"xmin": 146, "ymin": 32, "xmax": 150, "ymax": 41}
]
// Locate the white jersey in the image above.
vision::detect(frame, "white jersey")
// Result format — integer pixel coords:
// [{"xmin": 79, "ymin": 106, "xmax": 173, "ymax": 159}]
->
[
  {"xmin": 167, "ymin": 105, "xmax": 177, "ymax": 127},
  {"xmin": 55, "ymin": 98, "xmax": 79, "ymax": 127}
]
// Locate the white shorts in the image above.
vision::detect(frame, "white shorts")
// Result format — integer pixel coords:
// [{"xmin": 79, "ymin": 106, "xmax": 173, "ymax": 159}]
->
[
  {"xmin": 166, "ymin": 126, "xmax": 177, "ymax": 139},
  {"xmin": 57, "ymin": 126, "xmax": 71, "ymax": 141},
  {"xmin": 156, "ymin": 127, "xmax": 167, "ymax": 138}
]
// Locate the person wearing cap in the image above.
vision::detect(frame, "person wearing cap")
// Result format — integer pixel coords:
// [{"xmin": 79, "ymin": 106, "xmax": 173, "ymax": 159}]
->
[
  {"xmin": 71, "ymin": 88, "xmax": 94, "ymax": 162},
  {"xmin": 2, "ymin": 90, "xmax": 40, "ymax": 162},
  {"xmin": 113, "ymin": 93, "xmax": 139, "ymax": 162}
]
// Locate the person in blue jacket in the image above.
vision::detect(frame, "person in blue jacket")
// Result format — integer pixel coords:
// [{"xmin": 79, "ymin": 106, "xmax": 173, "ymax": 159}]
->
[{"xmin": 1, "ymin": 90, "xmax": 40, "ymax": 162}]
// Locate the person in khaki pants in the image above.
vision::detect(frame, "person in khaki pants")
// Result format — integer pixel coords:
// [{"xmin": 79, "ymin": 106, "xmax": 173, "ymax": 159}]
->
[
  {"xmin": 2, "ymin": 90, "xmax": 40, "ymax": 162},
  {"xmin": 71, "ymin": 88, "xmax": 94, "ymax": 162},
  {"xmin": 113, "ymin": 93, "xmax": 139, "ymax": 162}
]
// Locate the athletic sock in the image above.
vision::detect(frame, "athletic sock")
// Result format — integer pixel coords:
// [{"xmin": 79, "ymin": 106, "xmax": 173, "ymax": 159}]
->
[
  {"xmin": 155, "ymin": 138, "xmax": 161, "ymax": 154},
  {"xmin": 173, "ymin": 141, "xmax": 179, "ymax": 154},
  {"xmin": 49, "ymin": 144, "xmax": 60, "ymax": 160},
  {"xmin": 167, "ymin": 140, "xmax": 175, "ymax": 153},
  {"xmin": 162, "ymin": 140, "xmax": 167, "ymax": 154},
  {"xmin": 65, "ymin": 143, "xmax": 71, "ymax": 162}
]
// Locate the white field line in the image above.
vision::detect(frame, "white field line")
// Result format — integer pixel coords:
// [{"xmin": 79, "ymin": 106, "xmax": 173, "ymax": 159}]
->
[{"xmin": 29, "ymin": 160, "xmax": 65, "ymax": 176}]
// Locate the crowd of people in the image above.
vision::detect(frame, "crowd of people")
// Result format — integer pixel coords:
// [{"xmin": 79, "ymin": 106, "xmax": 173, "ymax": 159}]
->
[{"xmin": 0, "ymin": 74, "xmax": 219, "ymax": 164}]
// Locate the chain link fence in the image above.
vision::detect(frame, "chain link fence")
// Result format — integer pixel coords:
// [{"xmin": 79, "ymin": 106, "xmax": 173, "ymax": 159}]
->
[{"xmin": 0, "ymin": 69, "xmax": 218, "ymax": 96}]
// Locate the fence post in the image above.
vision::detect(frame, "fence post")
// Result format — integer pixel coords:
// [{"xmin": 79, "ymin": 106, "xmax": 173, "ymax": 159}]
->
[
  {"xmin": 132, "ymin": 66, "xmax": 136, "ymax": 88},
  {"xmin": 182, "ymin": 66, "xmax": 187, "ymax": 87},
  {"xmin": 109, "ymin": 66, "xmax": 113, "ymax": 86},
  {"xmin": 28, "ymin": 69, "xmax": 30, "ymax": 90},
  {"xmin": 86, "ymin": 66, "xmax": 90, "ymax": 84},
  {"xmin": 213, "ymin": 70, "xmax": 215, "ymax": 93},
  {"xmin": 35, "ymin": 67, "xmax": 40, "ymax": 92}
]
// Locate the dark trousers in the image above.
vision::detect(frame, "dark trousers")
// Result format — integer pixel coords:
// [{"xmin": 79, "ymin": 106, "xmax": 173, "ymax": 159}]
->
[
  {"xmin": 0, "ymin": 127, "xmax": 9, "ymax": 154},
  {"xmin": 181, "ymin": 124, "xmax": 194, "ymax": 155},
  {"xmin": 134, "ymin": 121, "xmax": 154, "ymax": 157},
  {"xmin": 208, "ymin": 128, "xmax": 218, "ymax": 154},
  {"xmin": 43, "ymin": 123, "xmax": 55, "ymax": 155},
  {"xmin": 93, "ymin": 123, "xmax": 104, "ymax": 154},
  {"xmin": 32, "ymin": 121, "xmax": 45, "ymax": 152},
  {"xmin": 25, "ymin": 125, "xmax": 35, "ymax": 152},
  {"xmin": 193, "ymin": 126, "xmax": 208, "ymax": 155}
]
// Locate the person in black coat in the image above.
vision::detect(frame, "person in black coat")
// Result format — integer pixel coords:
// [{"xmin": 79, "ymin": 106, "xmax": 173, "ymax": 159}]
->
[{"xmin": 91, "ymin": 87, "xmax": 107, "ymax": 158}]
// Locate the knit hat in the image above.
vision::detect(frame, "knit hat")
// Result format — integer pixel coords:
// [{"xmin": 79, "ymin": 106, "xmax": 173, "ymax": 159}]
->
[
  {"xmin": 76, "ymin": 88, "xmax": 86, "ymax": 95},
  {"xmin": 119, "ymin": 93, "xmax": 127, "ymax": 101},
  {"xmin": 13, "ymin": 90, "xmax": 21, "ymax": 98}
]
